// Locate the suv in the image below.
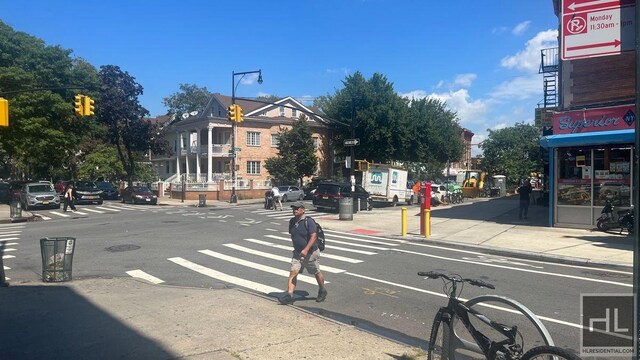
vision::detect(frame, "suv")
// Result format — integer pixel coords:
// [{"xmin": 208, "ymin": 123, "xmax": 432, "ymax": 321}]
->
[
  {"xmin": 312, "ymin": 182, "xmax": 372, "ymax": 212},
  {"xmin": 74, "ymin": 181, "xmax": 104, "ymax": 205},
  {"xmin": 20, "ymin": 182, "xmax": 61, "ymax": 210}
]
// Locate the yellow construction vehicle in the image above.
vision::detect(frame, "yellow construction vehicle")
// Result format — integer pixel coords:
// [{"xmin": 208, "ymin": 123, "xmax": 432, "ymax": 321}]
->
[{"xmin": 461, "ymin": 170, "xmax": 488, "ymax": 198}]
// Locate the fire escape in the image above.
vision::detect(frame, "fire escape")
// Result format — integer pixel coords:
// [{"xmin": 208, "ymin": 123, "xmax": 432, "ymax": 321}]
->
[{"xmin": 539, "ymin": 47, "xmax": 559, "ymax": 108}]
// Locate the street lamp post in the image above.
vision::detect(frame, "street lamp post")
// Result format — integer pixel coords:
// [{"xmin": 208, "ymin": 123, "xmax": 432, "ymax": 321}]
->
[{"xmin": 230, "ymin": 69, "xmax": 263, "ymax": 203}]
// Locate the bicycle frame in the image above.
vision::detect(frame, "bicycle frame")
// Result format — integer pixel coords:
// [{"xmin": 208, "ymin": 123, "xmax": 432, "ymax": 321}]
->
[{"xmin": 438, "ymin": 294, "xmax": 519, "ymax": 359}]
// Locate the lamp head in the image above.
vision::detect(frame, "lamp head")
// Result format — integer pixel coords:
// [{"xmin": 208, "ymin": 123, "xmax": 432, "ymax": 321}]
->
[{"xmin": 257, "ymin": 70, "xmax": 263, "ymax": 84}]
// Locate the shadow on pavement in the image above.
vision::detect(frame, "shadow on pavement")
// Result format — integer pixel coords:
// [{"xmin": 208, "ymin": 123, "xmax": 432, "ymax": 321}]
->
[{"xmin": 0, "ymin": 285, "xmax": 176, "ymax": 359}]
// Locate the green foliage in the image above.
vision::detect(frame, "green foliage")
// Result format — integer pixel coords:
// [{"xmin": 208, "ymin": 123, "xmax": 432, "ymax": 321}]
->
[
  {"xmin": 264, "ymin": 115, "xmax": 318, "ymax": 185},
  {"xmin": 162, "ymin": 83, "xmax": 213, "ymax": 120},
  {"xmin": 255, "ymin": 94, "xmax": 280, "ymax": 103},
  {"xmin": 407, "ymin": 98, "xmax": 463, "ymax": 165},
  {"xmin": 77, "ymin": 144, "xmax": 125, "ymax": 181},
  {"xmin": 97, "ymin": 65, "xmax": 166, "ymax": 186},
  {"xmin": 479, "ymin": 123, "xmax": 543, "ymax": 186}
]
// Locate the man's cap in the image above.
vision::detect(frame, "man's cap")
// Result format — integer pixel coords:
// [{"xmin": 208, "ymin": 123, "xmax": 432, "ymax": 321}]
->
[{"xmin": 290, "ymin": 201, "xmax": 305, "ymax": 209}]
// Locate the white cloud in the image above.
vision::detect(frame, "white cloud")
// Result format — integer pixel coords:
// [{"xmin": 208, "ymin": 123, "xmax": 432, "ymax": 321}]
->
[
  {"xmin": 453, "ymin": 73, "xmax": 477, "ymax": 88},
  {"xmin": 492, "ymin": 26, "xmax": 508, "ymax": 35},
  {"xmin": 257, "ymin": 91, "xmax": 271, "ymax": 97},
  {"xmin": 401, "ymin": 88, "xmax": 488, "ymax": 126},
  {"xmin": 325, "ymin": 67, "xmax": 350, "ymax": 76},
  {"xmin": 512, "ymin": 21, "xmax": 531, "ymax": 36},
  {"xmin": 489, "ymin": 74, "xmax": 542, "ymax": 101},
  {"xmin": 500, "ymin": 29, "xmax": 558, "ymax": 72}
]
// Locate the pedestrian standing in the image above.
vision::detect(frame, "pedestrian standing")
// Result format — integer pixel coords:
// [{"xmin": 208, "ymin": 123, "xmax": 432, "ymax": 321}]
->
[
  {"xmin": 279, "ymin": 201, "xmax": 327, "ymax": 305},
  {"xmin": 517, "ymin": 179, "xmax": 532, "ymax": 220},
  {"xmin": 63, "ymin": 183, "xmax": 77, "ymax": 212},
  {"xmin": 271, "ymin": 185, "xmax": 283, "ymax": 211}
]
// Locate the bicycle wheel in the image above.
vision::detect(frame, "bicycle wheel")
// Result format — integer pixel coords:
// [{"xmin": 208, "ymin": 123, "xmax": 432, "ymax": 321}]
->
[
  {"xmin": 520, "ymin": 345, "xmax": 581, "ymax": 360},
  {"xmin": 428, "ymin": 312, "xmax": 451, "ymax": 360}
]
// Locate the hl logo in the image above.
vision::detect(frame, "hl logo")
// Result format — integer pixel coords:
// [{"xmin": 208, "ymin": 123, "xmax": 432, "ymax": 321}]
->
[{"xmin": 581, "ymin": 294, "xmax": 632, "ymax": 357}]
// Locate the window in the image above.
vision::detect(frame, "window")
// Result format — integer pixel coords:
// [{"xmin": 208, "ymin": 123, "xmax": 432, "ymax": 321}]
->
[
  {"xmin": 247, "ymin": 132, "xmax": 261, "ymax": 146},
  {"xmin": 292, "ymin": 109, "xmax": 297, "ymax": 117},
  {"xmin": 247, "ymin": 161, "xmax": 261, "ymax": 175},
  {"xmin": 261, "ymin": 111, "xmax": 267, "ymax": 116},
  {"xmin": 557, "ymin": 148, "xmax": 592, "ymax": 206},
  {"xmin": 271, "ymin": 134, "xmax": 279, "ymax": 147},
  {"xmin": 279, "ymin": 106, "xmax": 285, "ymax": 117}
]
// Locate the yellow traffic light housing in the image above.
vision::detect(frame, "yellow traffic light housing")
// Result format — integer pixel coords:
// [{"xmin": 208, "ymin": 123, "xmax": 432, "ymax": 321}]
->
[
  {"xmin": 74, "ymin": 94, "xmax": 84, "ymax": 116},
  {"xmin": 0, "ymin": 98, "xmax": 8, "ymax": 127},
  {"xmin": 227, "ymin": 105, "xmax": 236, "ymax": 122},
  {"xmin": 83, "ymin": 96, "xmax": 95, "ymax": 116},
  {"xmin": 236, "ymin": 105, "xmax": 244, "ymax": 122}
]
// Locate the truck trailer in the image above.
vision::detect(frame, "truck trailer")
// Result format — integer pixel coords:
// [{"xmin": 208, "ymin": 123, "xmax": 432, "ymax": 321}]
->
[{"xmin": 361, "ymin": 164, "xmax": 409, "ymax": 206}]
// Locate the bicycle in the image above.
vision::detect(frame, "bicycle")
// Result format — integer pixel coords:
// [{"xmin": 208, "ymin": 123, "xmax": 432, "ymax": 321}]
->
[{"xmin": 418, "ymin": 271, "xmax": 582, "ymax": 360}]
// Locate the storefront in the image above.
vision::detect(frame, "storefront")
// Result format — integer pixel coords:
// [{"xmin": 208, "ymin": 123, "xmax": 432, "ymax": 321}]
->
[{"xmin": 540, "ymin": 104, "xmax": 635, "ymax": 228}]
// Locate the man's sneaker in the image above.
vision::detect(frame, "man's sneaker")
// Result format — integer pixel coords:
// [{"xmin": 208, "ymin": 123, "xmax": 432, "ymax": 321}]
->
[
  {"xmin": 279, "ymin": 294, "xmax": 294, "ymax": 305},
  {"xmin": 316, "ymin": 288, "xmax": 328, "ymax": 302}
]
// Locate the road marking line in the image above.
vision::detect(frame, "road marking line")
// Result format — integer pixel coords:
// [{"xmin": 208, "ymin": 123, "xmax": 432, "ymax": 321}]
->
[
  {"xmin": 2, "ymin": 255, "xmax": 15, "ymax": 259},
  {"xmin": 270, "ymin": 222, "xmax": 281, "ymax": 226},
  {"xmin": 72, "ymin": 211, "xmax": 89, "ymax": 215},
  {"xmin": 38, "ymin": 215, "xmax": 52, "ymax": 220},
  {"xmin": 323, "ymin": 229, "xmax": 409, "ymax": 244},
  {"xmin": 0, "ymin": 224, "xmax": 25, "ymax": 229},
  {"xmin": 168, "ymin": 257, "xmax": 281, "ymax": 294},
  {"xmin": 244, "ymin": 239, "xmax": 363, "ymax": 263},
  {"xmin": 223, "ymin": 243, "xmax": 346, "ymax": 274},
  {"xmin": 198, "ymin": 249, "xmax": 327, "ymax": 284},
  {"xmin": 82, "ymin": 208, "xmax": 106, "ymax": 214},
  {"xmin": 126, "ymin": 269, "xmax": 165, "ymax": 284},
  {"xmin": 2, "ymin": 248, "xmax": 16, "ymax": 252},
  {"xmin": 96, "ymin": 206, "xmax": 120, "ymax": 212},
  {"xmin": 346, "ymin": 271, "xmax": 583, "ymax": 330},
  {"xmin": 3, "ymin": 266, "xmax": 10, "ymax": 270},
  {"xmin": 279, "ymin": 231, "xmax": 400, "ymax": 249},
  {"xmin": 49, "ymin": 212, "xmax": 71, "ymax": 217},
  {"xmin": 0, "ymin": 242, "xmax": 18, "ymax": 246},
  {"xmin": 393, "ymin": 247, "xmax": 632, "ymax": 288},
  {"xmin": 0, "ymin": 237, "xmax": 19, "ymax": 241},
  {"xmin": 0, "ymin": 232, "xmax": 22, "ymax": 236},
  {"xmin": 265, "ymin": 228, "xmax": 279, "ymax": 232},
  {"xmin": 265, "ymin": 235, "xmax": 378, "ymax": 255}
]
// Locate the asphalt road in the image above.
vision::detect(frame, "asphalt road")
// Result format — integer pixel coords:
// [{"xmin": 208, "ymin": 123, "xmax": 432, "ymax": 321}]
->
[{"xmin": 4, "ymin": 200, "xmax": 632, "ymax": 357}]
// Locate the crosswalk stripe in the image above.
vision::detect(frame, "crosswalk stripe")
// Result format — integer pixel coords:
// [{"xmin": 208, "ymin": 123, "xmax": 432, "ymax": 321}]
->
[
  {"xmin": 2, "ymin": 255, "xmax": 15, "ymax": 259},
  {"xmin": 72, "ymin": 211, "xmax": 89, "ymax": 215},
  {"xmin": 198, "ymin": 249, "xmax": 327, "ymax": 285},
  {"xmin": 96, "ymin": 206, "xmax": 120, "ymax": 212},
  {"xmin": 126, "ymin": 269, "xmax": 165, "ymax": 284},
  {"xmin": 2, "ymin": 248, "xmax": 16, "ymax": 252},
  {"xmin": 103, "ymin": 205, "xmax": 136, "ymax": 210},
  {"xmin": 49, "ymin": 212, "xmax": 71, "ymax": 217},
  {"xmin": 0, "ymin": 237, "xmax": 19, "ymax": 241},
  {"xmin": 82, "ymin": 208, "xmax": 106, "ymax": 214},
  {"xmin": 265, "ymin": 235, "xmax": 377, "ymax": 255},
  {"xmin": 0, "ymin": 224, "xmax": 25, "ymax": 229},
  {"xmin": 277, "ymin": 231, "xmax": 396, "ymax": 250},
  {"xmin": 244, "ymin": 239, "xmax": 363, "ymax": 263},
  {"xmin": 3, "ymin": 266, "xmax": 10, "ymax": 270},
  {"xmin": 168, "ymin": 257, "xmax": 281, "ymax": 294},
  {"xmin": 324, "ymin": 229, "xmax": 408, "ymax": 243},
  {"xmin": 323, "ymin": 231, "xmax": 408, "ymax": 245},
  {"xmin": 38, "ymin": 215, "xmax": 52, "ymax": 220},
  {"xmin": 0, "ymin": 231, "xmax": 22, "ymax": 236},
  {"xmin": 223, "ymin": 244, "xmax": 346, "ymax": 274},
  {"xmin": 0, "ymin": 242, "xmax": 18, "ymax": 246}
]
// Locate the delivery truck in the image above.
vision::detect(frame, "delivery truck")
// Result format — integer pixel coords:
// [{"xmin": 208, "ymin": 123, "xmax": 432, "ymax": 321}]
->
[{"xmin": 361, "ymin": 164, "xmax": 409, "ymax": 206}]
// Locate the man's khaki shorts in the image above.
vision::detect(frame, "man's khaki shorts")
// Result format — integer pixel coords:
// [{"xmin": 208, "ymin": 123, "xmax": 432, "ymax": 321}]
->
[{"xmin": 291, "ymin": 249, "xmax": 321, "ymax": 274}]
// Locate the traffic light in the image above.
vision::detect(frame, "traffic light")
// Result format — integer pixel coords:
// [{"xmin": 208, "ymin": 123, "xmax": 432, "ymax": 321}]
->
[
  {"xmin": 0, "ymin": 98, "xmax": 8, "ymax": 127},
  {"xmin": 227, "ymin": 105, "xmax": 236, "ymax": 122},
  {"xmin": 236, "ymin": 105, "xmax": 244, "ymax": 122},
  {"xmin": 74, "ymin": 94, "xmax": 84, "ymax": 116},
  {"xmin": 83, "ymin": 96, "xmax": 95, "ymax": 116}
]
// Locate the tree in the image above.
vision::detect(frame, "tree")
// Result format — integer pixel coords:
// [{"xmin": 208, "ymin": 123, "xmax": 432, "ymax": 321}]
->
[
  {"xmin": 264, "ymin": 115, "xmax": 318, "ymax": 185},
  {"xmin": 479, "ymin": 123, "xmax": 543, "ymax": 186},
  {"xmin": 97, "ymin": 65, "xmax": 167, "ymax": 186},
  {"xmin": 77, "ymin": 144, "xmax": 125, "ymax": 181},
  {"xmin": 162, "ymin": 83, "xmax": 213, "ymax": 120}
]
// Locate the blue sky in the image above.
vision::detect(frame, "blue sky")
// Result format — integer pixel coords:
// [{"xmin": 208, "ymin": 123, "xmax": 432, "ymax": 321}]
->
[{"xmin": 3, "ymin": 1, "xmax": 559, "ymax": 154}]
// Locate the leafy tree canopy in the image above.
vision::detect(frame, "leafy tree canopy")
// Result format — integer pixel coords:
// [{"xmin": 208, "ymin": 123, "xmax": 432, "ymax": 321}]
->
[
  {"xmin": 264, "ymin": 115, "xmax": 318, "ymax": 185},
  {"xmin": 162, "ymin": 83, "xmax": 213, "ymax": 120},
  {"xmin": 479, "ymin": 123, "xmax": 543, "ymax": 186}
]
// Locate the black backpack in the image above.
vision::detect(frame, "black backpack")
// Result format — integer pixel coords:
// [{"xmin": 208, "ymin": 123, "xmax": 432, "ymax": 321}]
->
[{"xmin": 304, "ymin": 217, "xmax": 325, "ymax": 251}]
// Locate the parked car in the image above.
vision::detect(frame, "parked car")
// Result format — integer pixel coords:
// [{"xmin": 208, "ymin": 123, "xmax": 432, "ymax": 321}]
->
[
  {"xmin": 312, "ymin": 182, "xmax": 372, "ymax": 211},
  {"xmin": 54, "ymin": 180, "xmax": 69, "ymax": 194},
  {"xmin": 303, "ymin": 177, "xmax": 329, "ymax": 200},
  {"xmin": 96, "ymin": 181, "xmax": 119, "ymax": 200},
  {"xmin": 74, "ymin": 181, "xmax": 104, "ymax": 205},
  {"xmin": 278, "ymin": 185, "xmax": 304, "ymax": 202},
  {"xmin": 121, "ymin": 186, "xmax": 158, "ymax": 205},
  {"xmin": 8, "ymin": 180, "xmax": 29, "ymax": 203},
  {"xmin": 19, "ymin": 182, "xmax": 60, "ymax": 210}
]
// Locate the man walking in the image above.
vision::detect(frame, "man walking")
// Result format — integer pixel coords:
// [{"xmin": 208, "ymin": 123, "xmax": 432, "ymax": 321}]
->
[
  {"xmin": 271, "ymin": 185, "xmax": 283, "ymax": 211},
  {"xmin": 279, "ymin": 201, "xmax": 327, "ymax": 305},
  {"xmin": 517, "ymin": 178, "xmax": 532, "ymax": 220},
  {"xmin": 63, "ymin": 183, "xmax": 77, "ymax": 212}
]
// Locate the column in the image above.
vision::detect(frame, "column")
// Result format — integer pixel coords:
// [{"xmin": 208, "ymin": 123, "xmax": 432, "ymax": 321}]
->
[
  {"xmin": 185, "ymin": 131, "xmax": 190, "ymax": 181},
  {"xmin": 176, "ymin": 132, "xmax": 182, "ymax": 179},
  {"xmin": 196, "ymin": 129, "xmax": 201, "ymax": 182},
  {"xmin": 207, "ymin": 124, "xmax": 213, "ymax": 183}
]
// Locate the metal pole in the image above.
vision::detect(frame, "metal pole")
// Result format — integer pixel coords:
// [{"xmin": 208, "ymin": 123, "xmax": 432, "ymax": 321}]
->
[
  {"xmin": 230, "ymin": 71, "xmax": 238, "ymax": 203},
  {"xmin": 350, "ymin": 100, "xmax": 355, "ymax": 190},
  {"xmin": 634, "ymin": 3, "xmax": 640, "ymax": 357}
]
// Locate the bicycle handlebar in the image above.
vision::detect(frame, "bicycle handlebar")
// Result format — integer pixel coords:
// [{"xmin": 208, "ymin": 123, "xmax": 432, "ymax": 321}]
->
[{"xmin": 418, "ymin": 271, "xmax": 495, "ymax": 289}]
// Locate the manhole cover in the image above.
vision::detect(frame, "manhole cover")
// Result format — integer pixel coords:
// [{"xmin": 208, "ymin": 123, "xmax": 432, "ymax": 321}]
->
[
  {"xmin": 161, "ymin": 220, "xmax": 180, "ymax": 224},
  {"xmin": 582, "ymin": 270, "xmax": 631, "ymax": 279},
  {"xmin": 105, "ymin": 244, "xmax": 141, "ymax": 252}
]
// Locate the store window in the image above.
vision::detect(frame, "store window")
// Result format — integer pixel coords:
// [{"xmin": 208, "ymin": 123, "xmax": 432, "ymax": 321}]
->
[
  {"xmin": 593, "ymin": 147, "xmax": 631, "ymax": 206},
  {"xmin": 557, "ymin": 148, "xmax": 592, "ymax": 206}
]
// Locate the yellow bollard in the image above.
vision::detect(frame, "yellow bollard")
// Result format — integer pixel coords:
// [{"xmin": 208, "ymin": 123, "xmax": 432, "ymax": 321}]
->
[
  {"xmin": 424, "ymin": 209, "xmax": 431, "ymax": 239},
  {"xmin": 401, "ymin": 207, "xmax": 407, "ymax": 236}
]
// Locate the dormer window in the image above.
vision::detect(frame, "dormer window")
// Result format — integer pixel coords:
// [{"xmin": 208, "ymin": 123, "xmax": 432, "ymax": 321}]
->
[
  {"xmin": 279, "ymin": 106, "xmax": 285, "ymax": 117},
  {"xmin": 292, "ymin": 109, "xmax": 297, "ymax": 118}
]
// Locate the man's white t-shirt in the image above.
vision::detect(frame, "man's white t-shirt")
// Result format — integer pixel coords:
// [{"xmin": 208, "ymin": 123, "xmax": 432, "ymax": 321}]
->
[{"xmin": 271, "ymin": 187, "xmax": 280, "ymax": 197}]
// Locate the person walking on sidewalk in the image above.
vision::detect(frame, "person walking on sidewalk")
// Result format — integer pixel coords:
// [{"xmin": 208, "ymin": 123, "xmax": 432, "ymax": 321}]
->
[
  {"xmin": 279, "ymin": 201, "xmax": 327, "ymax": 305},
  {"xmin": 517, "ymin": 179, "xmax": 532, "ymax": 220},
  {"xmin": 271, "ymin": 185, "xmax": 283, "ymax": 211},
  {"xmin": 63, "ymin": 183, "xmax": 77, "ymax": 212}
]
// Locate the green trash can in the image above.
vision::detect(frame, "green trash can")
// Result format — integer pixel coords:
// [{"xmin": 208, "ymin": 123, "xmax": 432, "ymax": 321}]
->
[{"xmin": 40, "ymin": 237, "xmax": 76, "ymax": 282}]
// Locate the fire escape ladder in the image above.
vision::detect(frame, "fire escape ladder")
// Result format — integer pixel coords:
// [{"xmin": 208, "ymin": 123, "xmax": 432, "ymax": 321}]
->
[{"xmin": 539, "ymin": 47, "xmax": 559, "ymax": 108}]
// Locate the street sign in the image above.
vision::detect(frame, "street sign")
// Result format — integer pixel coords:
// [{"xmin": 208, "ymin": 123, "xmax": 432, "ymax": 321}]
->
[
  {"xmin": 344, "ymin": 138, "xmax": 360, "ymax": 146},
  {"xmin": 561, "ymin": 0, "xmax": 635, "ymax": 60},
  {"xmin": 234, "ymin": 147, "xmax": 241, "ymax": 151}
]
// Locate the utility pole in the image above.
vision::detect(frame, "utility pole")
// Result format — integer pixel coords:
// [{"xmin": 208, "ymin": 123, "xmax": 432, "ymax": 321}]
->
[{"xmin": 350, "ymin": 100, "xmax": 356, "ymax": 191}]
